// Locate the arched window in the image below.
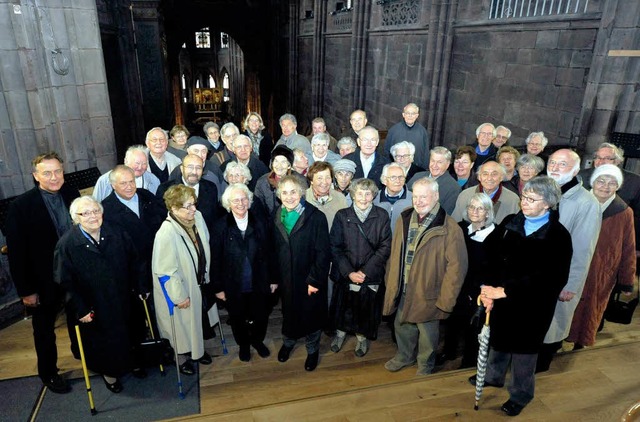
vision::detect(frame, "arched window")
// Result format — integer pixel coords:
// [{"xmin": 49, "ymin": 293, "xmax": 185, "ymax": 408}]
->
[
  {"xmin": 181, "ymin": 74, "xmax": 186, "ymax": 90},
  {"xmin": 208, "ymin": 75, "xmax": 216, "ymax": 88},
  {"xmin": 220, "ymin": 32, "xmax": 229, "ymax": 49},
  {"xmin": 222, "ymin": 73, "xmax": 230, "ymax": 102},
  {"xmin": 195, "ymin": 28, "xmax": 211, "ymax": 49}
]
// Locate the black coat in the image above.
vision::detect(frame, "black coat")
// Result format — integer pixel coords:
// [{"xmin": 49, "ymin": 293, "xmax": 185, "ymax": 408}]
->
[
  {"xmin": 329, "ymin": 206, "xmax": 392, "ymax": 338},
  {"xmin": 243, "ymin": 130, "xmax": 274, "ymax": 168},
  {"xmin": 220, "ymin": 157, "xmax": 269, "ymax": 192},
  {"xmin": 54, "ymin": 223, "xmax": 145, "ymax": 376},
  {"xmin": 489, "ymin": 211, "xmax": 572, "ymax": 354},
  {"xmin": 156, "ymin": 178, "xmax": 222, "ymax": 232},
  {"xmin": 273, "ymin": 203, "xmax": 331, "ymax": 338},
  {"xmin": 210, "ymin": 210, "xmax": 273, "ymax": 319},
  {"xmin": 344, "ymin": 149, "xmax": 391, "ymax": 189},
  {"xmin": 6, "ymin": 185, "xmax": 80, "ymax": 303}
]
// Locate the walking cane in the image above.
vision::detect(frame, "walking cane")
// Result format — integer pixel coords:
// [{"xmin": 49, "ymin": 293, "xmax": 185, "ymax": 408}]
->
[
  {"xmin": 141, "ymin": 297, "xmax": 165, "ymax": 375},
  {"xmin": 75, "ymin": 324, "xmax": 97, "ymax": 415},
  {"xmin": 158, "ymin": 275, "xmax": 185, "ymax": 400}
]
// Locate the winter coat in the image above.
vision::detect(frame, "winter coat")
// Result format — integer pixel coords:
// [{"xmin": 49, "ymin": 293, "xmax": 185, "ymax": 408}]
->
[
  {"xmin": 254, "ymin": 171, "xmax": 308, "ymax": 217},
  {"xmin": 273, "ymin": 203, "xmax": 331, "ymax": 338},
  {"xmin": 220, "ymin": 157, "xmax": 270, "ymax": 192},
  {"xmin": 156, "ymin": 178, "xmax": 221, "ymax": 233},
  {"xmin": 243, "ymin": 129, "xmax": 274, "ymax": 168},
  {"xmin": 489, "ymin": 211, "xmax": 572, "ymax": 353},
  {"xmin": 568, "ymin": 196, "xmax": 636, "ymax": 346},
  {"xmin": 210, "ymin": 209, "xmax": 273, "ymax": 320},
  {"xmin": 304, "ymin": 187, "xmax": 348, "ymax": 230},
  {"xmin": 344, "ymin": 149, "xmax": 391, "ymax": 190},
  {"xmin": 152, "ymin": 212, "xmax": 210, "ymax": 358},
  {"xmin": 329, "ymin": 206, "xmax": 392, "ymax": 338},
  {"xmin": 452, "ymin": 185, "xmax": 520, "ymax": 225},
  {"xmin": 407, "ymin": 171, "xmax": 461, "ymax": 215},
  {"xmin": 373, "ymin": 188, "xmax": 413, "ymax": 236},
  {"xmin": 54, "ymin": 223, "xmax": 144, "ymax": 376},
  {"xmin": 383, "ymin": 206, "xmax": 468, "ymax": 323},
  {"xmin": 544, "ymin": 179, "xmax": 601, "ymax": 343}
]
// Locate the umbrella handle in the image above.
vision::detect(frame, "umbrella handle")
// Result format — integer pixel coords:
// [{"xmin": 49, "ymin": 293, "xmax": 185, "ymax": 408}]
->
[{"xmin": 477, "ymin": 295, "xmax": 491, "ymax": 325}]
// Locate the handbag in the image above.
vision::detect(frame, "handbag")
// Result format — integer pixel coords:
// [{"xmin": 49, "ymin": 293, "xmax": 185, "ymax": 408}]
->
[
  {"xmin": 604, "ymin": 289, "xmax": 639, "ymax": 325},
  {"xmin": 137, "ymin": 298, "xmax": 174, "ymax": 367}
]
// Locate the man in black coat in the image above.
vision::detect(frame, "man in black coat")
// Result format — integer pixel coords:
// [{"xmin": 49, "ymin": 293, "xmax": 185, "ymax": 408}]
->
[
  {"xmin": 156, "ymin": 154, "xmax": 221, "ymax": 233},
  {"xmin": 220, "ymin": 134, "xmax": 269, "ymax": 192},
  {"xmin": 6, "ymin": 152, "xmax": 80, "ymax": 394},
  {"xmin": 344, "ymin": 126, "xmax": 390, "ymax": 189}
]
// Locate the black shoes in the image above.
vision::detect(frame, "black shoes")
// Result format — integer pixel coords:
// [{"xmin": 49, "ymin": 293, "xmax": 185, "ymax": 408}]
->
[
  {"xmin": 435, "ymin": 352, "xmax": 456, "ymax": 366},
  {"xmin": 278, "ymin": 345, "xmax": 293, "ymax": 362},
  {"xmin": 179, "ymin": 360, "xmax": 196, "ymax": 375},
  {"xmin": 239, "ymin": 346, "xmax": 251, "ymax": 362},
  {"xmin": 198, "ymin": 351, "xmax": 212, "ymax": 365},
  {"xmin": 501, "ymin": 400, "xmax": 525, "ymax": 416},
  {"xmin": 42, "ymin": 374, "xmax": 71, "ymax": 394},
  {"xmin": 468, "ymin": 374, "xmax": 504, "ymax": 388},
  {"xmin": 253, "ymin": 342, "xmax": 271, "ymax": 358},
  {"xmin": 103, "ymin": 376, "xmax": 123, "ymax": 393},
  {"xmin": 304, "ymin": 351, "xmax": 319, "ymax": 372}
]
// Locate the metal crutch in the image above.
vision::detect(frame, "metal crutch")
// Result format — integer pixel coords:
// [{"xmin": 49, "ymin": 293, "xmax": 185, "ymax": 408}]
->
[
  {"xmin": 75, "ymin": 324, "xmax": 97, "ymax": 415},
  {"xmin": 158, "ymin": 275, "xmax": 185, "ymax": 400},
  {"xmin": 141, "ymin": 297, "xmax": 165, "ymax": 375}
]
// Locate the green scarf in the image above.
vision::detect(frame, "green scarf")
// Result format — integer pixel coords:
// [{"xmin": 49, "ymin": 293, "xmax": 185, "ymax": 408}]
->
[{"xmin": 281, "ymin": 207, "xmax": 300, "ymax": 235}]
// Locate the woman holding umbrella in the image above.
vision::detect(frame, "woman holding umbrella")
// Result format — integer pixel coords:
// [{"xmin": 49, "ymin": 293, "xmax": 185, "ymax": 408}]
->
[{"xmin": 471, "ymin": 176, "xmax": 572, "ymax": 416}]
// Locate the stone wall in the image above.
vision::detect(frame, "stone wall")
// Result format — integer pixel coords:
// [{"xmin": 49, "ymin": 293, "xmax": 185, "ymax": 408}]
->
[{"xmin": 0, "ymin": 0, "xmax": 115, "ymax": 198}]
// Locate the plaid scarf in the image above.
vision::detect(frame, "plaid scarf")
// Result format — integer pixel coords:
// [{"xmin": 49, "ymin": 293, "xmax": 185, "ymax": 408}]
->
[{"xmin": 403, "ymin": 203, "xmax": 440, "ymax": 291}]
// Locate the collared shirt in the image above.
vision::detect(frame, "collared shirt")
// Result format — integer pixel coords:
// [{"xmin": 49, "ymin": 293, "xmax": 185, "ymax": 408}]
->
[
  {"xmin": 116, "ymin": 192, "xmax": 140, "ymax": 217},
  {"xmin": 360, "ymin": 152, "xmax": 375, "ymax": 178},
  {"xmin": 182, "ymin": 178, "xmax": 200, "ymax": 197}
]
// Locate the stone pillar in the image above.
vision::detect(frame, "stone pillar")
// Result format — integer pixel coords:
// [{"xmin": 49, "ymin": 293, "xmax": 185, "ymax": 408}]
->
[
  {"xmin": 0, "ymin": 0, "xmax": 116, "ymax": 197},
  {"xmin": 288, "ymin": 0, "xmax": 300, "ymax": 113},
  {"xmin": 349, "ymin": 0, "xmax": 373, "ymax": 111},
  {"xmin": 310, "ymin": 0, "xmax": 328, "ymax": 117}
]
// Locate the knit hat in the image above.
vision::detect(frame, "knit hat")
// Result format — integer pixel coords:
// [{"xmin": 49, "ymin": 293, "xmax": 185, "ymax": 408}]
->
[
  {"xmin": 590, "ymin": 163, "xmax": 623, "ymax": 188},
  {"xmin": 271, "ymin": 145, "xmax": 294, "ymax": 166},
  {"xmin": 333, "ymin": 159, "xmax": 356, "ymax": 174},
  {"xmin": 187, "ymin": 136, "xmax": 209, "ymax": 148}
]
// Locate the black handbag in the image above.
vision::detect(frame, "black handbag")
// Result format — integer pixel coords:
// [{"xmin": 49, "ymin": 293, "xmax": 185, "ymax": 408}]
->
[{"xmin": 604, "ymin": 289, "xmax": 639, "ymax": 325}]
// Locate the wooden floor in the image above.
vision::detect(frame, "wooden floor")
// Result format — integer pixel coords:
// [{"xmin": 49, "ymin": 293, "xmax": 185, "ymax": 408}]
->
[{"xmin": 2, "ymin": 306, "xmax": 640, "ymax": 421}]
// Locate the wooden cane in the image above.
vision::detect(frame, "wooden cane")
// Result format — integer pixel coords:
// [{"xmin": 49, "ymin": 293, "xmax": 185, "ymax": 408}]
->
[{"xmin": 75, "ymin": 325, "xmax": 97, "ymax": 415}]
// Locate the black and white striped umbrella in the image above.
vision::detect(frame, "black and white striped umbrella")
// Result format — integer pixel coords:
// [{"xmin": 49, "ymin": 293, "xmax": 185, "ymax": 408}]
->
[{"xmin": 474, "ymin": 304, "xmax": 491, "ymax": 410}]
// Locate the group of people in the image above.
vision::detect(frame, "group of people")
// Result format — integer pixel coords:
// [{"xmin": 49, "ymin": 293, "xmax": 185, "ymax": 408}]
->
[{"xmin": 5, "ymin": 105, "xmax": 638, "ymax": 418}]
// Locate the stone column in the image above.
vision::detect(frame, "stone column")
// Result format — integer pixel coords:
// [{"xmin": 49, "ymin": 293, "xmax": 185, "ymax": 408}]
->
[
  {"xmin": 349, "ymin": 0, "xmax": 373, "ymax": 111},
  {"xmin": 311, "ymin": 0, "xmax": 328, "ymax": 117}
]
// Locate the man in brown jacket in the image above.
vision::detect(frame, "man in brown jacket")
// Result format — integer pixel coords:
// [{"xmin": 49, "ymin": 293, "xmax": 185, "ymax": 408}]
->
[{"xmin": 383, "ymin": 177, "xmax": 468, "ymax": 375}]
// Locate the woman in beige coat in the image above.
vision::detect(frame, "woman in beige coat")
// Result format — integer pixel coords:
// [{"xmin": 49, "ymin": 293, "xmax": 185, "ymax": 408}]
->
[{"xmin": 153, "ymin": 184, "xmax": 212, "ymax": 375}]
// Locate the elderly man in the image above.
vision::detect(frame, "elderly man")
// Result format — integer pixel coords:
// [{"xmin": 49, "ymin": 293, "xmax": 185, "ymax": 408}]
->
[
  {"xmin": 337, "ymin": 137, "xmax": 357, "ymax": 157},
  {"xmin": 537, "ymin": 149, "xmax": 601, "ymax": 372},
  {"xmin": 156, "ymin": 154, "xmax": 221, "ymax": 232},
  {"xmin": 579, "ymin": 142, "xmax": 640, "ymax": 252},
  {"xmin": 203, "ymin": 122, "xmax": 224, "ymax": 157},
  {"xmin": 493, "ymin": 125, "xmax": 512, "ymax": 148},
  {"xmin": 169, "ymin": 136, "xmax": 225, "ymax": 198},
  {"xmin": 383, "ymin": 177, "xmax": 467, "ymax": 375},
  {"xmin": 346, "ymin": 110, "xmax": 368, "ymax": 140},
  {"xmin": 452, "ymin": 161, "xmax": 521, "ymax": 224},
  {"xmin": 275, "ymin": 113, "xmax": 311, "ymax": 153},
  {"xmin": 391, "ymin": 141, "xmax": 425, "ymax": 181},
  {"xmin": 470, "ymin": 123, "xmax": 498, "ymax": 171},
  {"xmin": 93, "ymin": 145, "xmax": 161, "ymax": 201},
  {"xmin": 220, "ymin": 134, "xmax": 269, "ymax": 191},
  {"xmin": 211, "ymin": 122, "xmax": 239, "ymax": 167},
  {"xmin": 307, "ymin": 117, "xmax": 338, "ymax": 152},
  {"xmin": 373, "ymin": 162, "xmax": 413, "ymax": 235},
  {"xmin": 145, "ymin": 127, "xmax": 182, "ymax": 183},
  {"xmin": 306, "ymin": 133, "xmax": 341, "ymax": 165},
  {"xmin": 408, "ymin": 147, "xmax": 460, "ymax": 215},
  {"xmin": 384, "ymin": 103, "xmax": 430, "ymax": 169},
  {"xmin": 344, "ymin": 126, "xmax": 390, "ymax": 189},
  {"xmin": 6, "ymin": 152, "xmax": 80, "ymax": 393}
]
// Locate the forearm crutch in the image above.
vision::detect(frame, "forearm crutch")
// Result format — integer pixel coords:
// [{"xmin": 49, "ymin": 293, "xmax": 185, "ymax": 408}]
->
[
  {"xmin": 159, "ymin": 275, "xmax": 185, "ymax": 400},
  {"xmin": 75, "ymin": 325, "xmax": 97, "ymax": 415},
  {"xmin": 142, "ymin": 297, "xmax": 165, "ymax": 375}
]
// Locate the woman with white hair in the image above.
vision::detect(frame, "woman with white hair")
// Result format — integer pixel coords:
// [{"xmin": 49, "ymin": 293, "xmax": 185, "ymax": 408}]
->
[
  {"xmin": 567, "ymin": 164, "xmax": 636, "ymax": 349},
  {"xmin": 54, "ymin": 196, "xmax": 145, "ymax": 393},
  {"xmin": 211, "ymin": 184, "xmax": 277, "ymax": 362},
  {"xmin": 390, "ymin": 141, "xmax": 424, "ymax": 181},
  {"xmin": 524, "ymin": 131, "xmax": 549, "ymax": 162}
]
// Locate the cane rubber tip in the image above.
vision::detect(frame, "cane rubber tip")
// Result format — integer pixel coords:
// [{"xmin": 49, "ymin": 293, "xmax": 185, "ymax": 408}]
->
[
  {"xmin": 179, "ymin": 393, "xmax": 186, "ymax": 400},
  {"xmin": 91, "ymin": 409, "xmax": 98, "ymax": 415},
  {"xmin": 474, "ymin": 405, "xmax": 479, "ymax": 411}
]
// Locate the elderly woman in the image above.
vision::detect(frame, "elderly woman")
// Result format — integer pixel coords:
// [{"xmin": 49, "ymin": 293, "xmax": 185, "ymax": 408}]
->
[
  {"xmin": 453, "ymin": 145, "xmax": 478, "ymax": 189},
  {"xmin": 204, "ymin": 122, "xmax": 224, "ymax": 156},
  {"xmin": 54, "ymin": 196, "xmax": 145, "ymax": 393},
  {"xmin": 472, "ymin": 176, "xmax": 572, "ymax": 417},
  {"xmin": 292, "ymin": 148, "xmax": 310, "ymax": 176},
  {"xmin": 211, "ymin": 184, "xmax": 277, "ymax": 361},
  {"xmin": 152, "ymin": 184, "xmax": 212, "ymax": 376},
  {"xmin": 373, "ymin": 162, "xmax": 412, "ymax": 235},
  {"xmin": 333, "ymin": 159, "xmax": 357, "ymax": 205},
  {"xmin": 168, "ymin": 125, "xmax": 190, "ymax": 159},
  {"xmin": 524, "ymin": 131, "xmax": 549, "ymax": 162},
  {"xmin": 497, "ymin": 146, "xmax": 521, "ymax": 193},
  {"xmin": 305, "ymin": 161, "xmax": 348, "ymax": 230},
  {"xmin": 274, "ymin": 175, "xmax": 331, "ymax": 371},
  {"xmin": 568, "ymin": 164, "xmax": 636, "ymax": 349},
  {"xmin": 307, "ymin": 133, "xmax": 341, "ymax": 165},
  {"xmin": 337, "ymin": 137, "xmax": 357, "ymax": 157},
  {"xmin": 391, "ymin": 141, "xmax": 425, "ymax": 181},
  {"xmin": 329, "ymin": 178, "xmax": 392, "ymax": 357},
  {"xmin": 255, "ymin": 145, "xmax": 308, "ymax": 216},
  {"xmin": 223, "ymin": 161, "xmax": 252, "ymax": 186},
  {"xmin": 439, "ymin": 193, "xmax": 501, "ymax": 368},
  {"xmin": 243, "ymin": 112, "xmax": 274, "ymax": 167},
  {"xmin": 515, "ymin": 154, "xmax": 545, "ymax": 194}
]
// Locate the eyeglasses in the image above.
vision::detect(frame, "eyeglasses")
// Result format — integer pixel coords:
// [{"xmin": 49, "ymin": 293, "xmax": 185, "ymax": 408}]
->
[
  {"xmin": 183, "ymin": 165, "xmax": 203, "ymax": 171},
  {"xmin": 181, "ymin": 203, "xmax": 197, "ymax": 210},
  {"xmin": 478, "ymin": 131, "xmax": 494, "ymax": 137},
  {"xmin": 466, "ymin": 205, "xmax": 487, "ymax": 213},
  {"xmin": 76, "ymin": 209, "xmax": 102, "ymax": 217},
  {"xmin": 403, "ymin": 112, "xmax": 418, "ymax": 116},
  {"xmin": 386, "ymin": 175, "xmax": 406, "ymax": 182},
  {"xmin": 548, "ymin": 160, "xmax": 569, "ymax": 169},
  {"xmin": 148, "ymin": 137, "xmax": 166, "ymax": 144},
  {"xmin": 594, "ymin": 155, "xmax": 616, "ymax": 162},
  {"xmin": 394, "ymin": 154, "xmax": 411, "ymax": 160},
  {"xmin": 521, "ymin": 194, "xmax": 545, "ymax": 204},
  {"xmin": 594, "ymin": 178, "xmax": 618, "ymax": 189},
  {"xmin": 230, "ymin": 198, "xmax": 249, "ymax": 205},
  {"xmin": 480, "ymin": 171, "xmax": 501, "ymax": 178},
  {"xmin": 495, "ymin": 135, "xmax": 509, "ymax": 140},
  {"xmin": 39, "ymin": 169, "xmax": 64, "ymax": 179},
  {"xmin": 528, "ymin": 142, "xmax": 543, "ymax": 147}
]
